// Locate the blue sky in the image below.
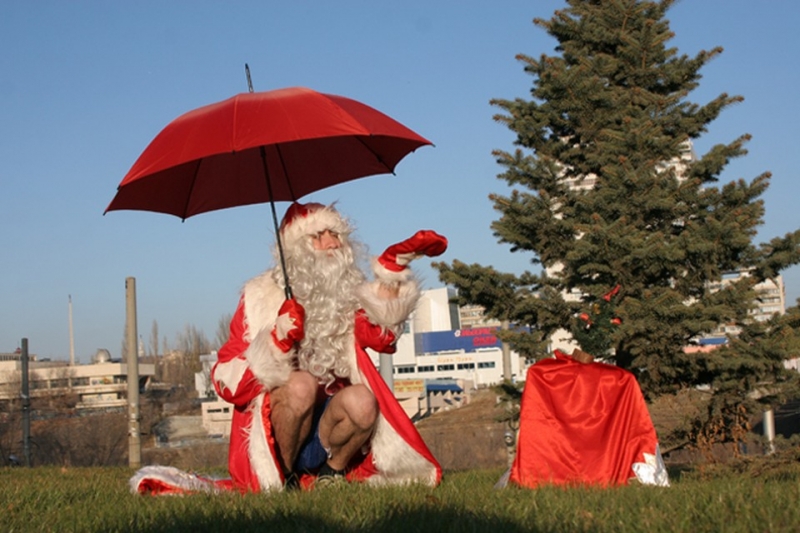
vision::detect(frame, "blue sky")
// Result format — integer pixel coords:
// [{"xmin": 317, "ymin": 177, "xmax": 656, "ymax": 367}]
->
[{"xmin": 2, "ymin": 1, "xmax": 799, "ymax": 363}]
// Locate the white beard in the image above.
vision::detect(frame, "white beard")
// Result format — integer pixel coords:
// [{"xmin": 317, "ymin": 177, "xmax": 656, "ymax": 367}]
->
[{"xmin": 273, "ymin": 240, "xmax": 365, "ymax": 387}]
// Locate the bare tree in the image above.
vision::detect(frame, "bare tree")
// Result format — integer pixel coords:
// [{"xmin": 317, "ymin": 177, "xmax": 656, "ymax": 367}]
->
[
  {"xmin": 175, "ymin": 324, "xmax": 211, "ymax": 359},
  {"xmin": 214, "ymin": 313, "xmax": 233, "ymax": 350},
  {"xmin": 120, "ymin": 322, "xmax": 127, "ymax": 359},
  {"xmin": 0, "ymin": 366, "xmax": 123, "ymax": 467},
  {"xmin": 162, "ymin": 324, "xmax": 211, "ymax": 393},
  {"xmin": 149, "ymin": 320, "xmax": 159, "ymax": 357},
  {"xmin": 32, "ymin": 412, "xmax": 127, "ymax": 467},
  {"xmin": 197, "ymin": 359, "xmax": 216, "ymax": 399}
]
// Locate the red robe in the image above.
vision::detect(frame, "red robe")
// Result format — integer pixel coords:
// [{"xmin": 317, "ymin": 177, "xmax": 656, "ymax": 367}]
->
[
  {"xmin": 217, "ymin": 298, "xmax": 441, "ymax": 491},
  {"xmin": 509, "ymin": 350, "xmax": 668, "ymax": 488},
  {"xmin": 131, "ymin": 269, "xmax": 441, "ymax": 494}
]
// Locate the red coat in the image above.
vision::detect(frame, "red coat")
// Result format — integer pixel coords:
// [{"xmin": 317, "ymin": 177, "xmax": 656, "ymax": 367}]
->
[
  {"xmin": 130, "ymin": 266, "xmax": 440, "ymax": 495},
  {"xmin": 215, "ymin": 293, "xmax": 442, "ymax": 491}
]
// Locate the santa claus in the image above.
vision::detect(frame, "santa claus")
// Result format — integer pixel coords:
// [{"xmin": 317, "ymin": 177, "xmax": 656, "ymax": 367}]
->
[{"xmin": 131, "ymin": 202, "xmax": 446, "ymax": 494}]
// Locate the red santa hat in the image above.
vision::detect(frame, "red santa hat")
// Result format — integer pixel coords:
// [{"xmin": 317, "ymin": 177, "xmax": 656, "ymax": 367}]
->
[{"xmin": 279, "ymin": 201, "xmax": 352, "ymax": 250}]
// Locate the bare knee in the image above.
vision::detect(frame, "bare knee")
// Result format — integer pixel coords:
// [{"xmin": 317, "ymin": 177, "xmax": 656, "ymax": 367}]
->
[
  {"xmin": 339, "ymin": 384, "xmax": 378, "ymax": 430},
  {"xmin": 272, "ymin": 371, "xmax": 317, "ymax": 414}
]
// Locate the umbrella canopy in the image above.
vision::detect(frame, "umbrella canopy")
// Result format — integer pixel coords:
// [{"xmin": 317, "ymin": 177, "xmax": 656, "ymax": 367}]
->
[{"xmin": 105, "ymin": 86, "xmax": 432, "ymax": 219}]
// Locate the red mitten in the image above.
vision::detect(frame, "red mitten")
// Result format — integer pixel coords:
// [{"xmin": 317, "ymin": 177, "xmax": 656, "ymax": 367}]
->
[
  {"xmin": 271, "ymin": 298, "xmax": 305, "ymax": 353},
  {"xmin": 378, "ymin": 230, "xmax": 448, "ymax": 272}
]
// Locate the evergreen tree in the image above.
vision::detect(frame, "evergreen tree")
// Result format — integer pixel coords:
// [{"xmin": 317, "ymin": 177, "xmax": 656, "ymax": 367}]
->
[
  {"xmin": 571, "ymin": 284, "xmax": 622, "ymax": 357},
  {"xmin": 435, "ymin": 0, "xmax": 800, "ymax": 442}
]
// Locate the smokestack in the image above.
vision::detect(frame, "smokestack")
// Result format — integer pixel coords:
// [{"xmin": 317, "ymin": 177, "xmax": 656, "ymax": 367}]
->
[{"xmin": 68, "ymin": 295, "xmax": 75, "ymax": 366}]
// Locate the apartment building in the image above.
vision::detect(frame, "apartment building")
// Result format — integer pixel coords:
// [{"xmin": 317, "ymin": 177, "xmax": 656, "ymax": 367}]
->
[{"xmin": 704, "ymin": 271, "xmax": 786, "ymax": 340}]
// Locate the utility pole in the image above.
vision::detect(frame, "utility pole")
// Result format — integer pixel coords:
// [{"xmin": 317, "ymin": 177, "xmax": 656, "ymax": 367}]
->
[
  {"xmin": 126, "ymin": 277, "xmax": 141, "ymax": 469},
  {"xmin": 379, "ymin": 352, "xmax": 394, "ymax": 392},
  {"xmin": 763, "ymin": 408, "xmax": 776, "ymax": 455},
  {"xmin": 20, "ymin": 338, "xmax": 31, "ymax": 467},
  {"xmin": 501, "ymin": 320, "xmax": 512, "ymax": 382}
]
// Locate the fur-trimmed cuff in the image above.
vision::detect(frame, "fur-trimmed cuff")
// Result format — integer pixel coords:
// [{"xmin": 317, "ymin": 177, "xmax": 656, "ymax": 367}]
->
[
  {"xmin": 244, "ymin": 327, "xmax": 294, "ymax": 391},
  {"xmin": 371, "ymin": 257, "xmax": 415, "ymax": 284},
  {"xmin": 357, "ymin": 277, "xmax": 420, "ymax": 329}
]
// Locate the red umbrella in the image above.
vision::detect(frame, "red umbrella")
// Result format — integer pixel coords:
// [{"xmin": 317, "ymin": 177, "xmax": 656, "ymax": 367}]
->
[
  {"xmin": 105, "ymin": 87, "xmax": 431, "ymax": 219},
  {"xmin": 105, "ymin": 79, "xmax": 431, "ymax": 297}
]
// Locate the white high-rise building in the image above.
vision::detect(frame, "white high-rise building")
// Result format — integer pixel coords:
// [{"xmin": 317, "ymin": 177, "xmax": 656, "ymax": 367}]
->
[
  {"xmin": 386, "ymin": 288, "xmax": 524, "ymax": 387},
  {"xmin": 411, "ymin": 287, "xmax": 460, "ymax": 333}
]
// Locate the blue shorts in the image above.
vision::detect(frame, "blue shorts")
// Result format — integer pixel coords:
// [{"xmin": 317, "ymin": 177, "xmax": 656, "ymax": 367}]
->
[{"xmin": 293, "ymin": 397, "xmax": 331, "ymax": 472}]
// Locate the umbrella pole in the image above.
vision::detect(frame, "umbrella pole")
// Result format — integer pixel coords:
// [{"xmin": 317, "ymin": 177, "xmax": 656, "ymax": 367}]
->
[
  {"xmin": 246, "ymin": 63, "xmax": 293, "ymax": 300},
  {"xmin": 244, "ymin": 63, "xmax": 292, "ymax": 300},
  {"xmin": 263, "ymin": 146, "xmax": 293, "ymax": 301}
]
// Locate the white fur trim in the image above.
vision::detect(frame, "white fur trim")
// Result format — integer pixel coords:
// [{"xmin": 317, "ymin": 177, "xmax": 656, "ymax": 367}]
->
[
  {"xmin": 344, "ymin": 332, "xmax": 362, "ymax": 386},
  {"xmin": 281, "ymin": 205, "xmax": 351, "ymax": 251},
  {"xmin": 366, "ymin": 414, "xmax": 439, "ymax": 486},
  {"xmin": 357, "ymin": 277, "xmax": 420, "ymax": 329},
  {"xmin": 129, "ymin": 465, "xmax": 217, "ymax": 495},
  {"xmin": 356, "ymin": 370, "xmax": 439, "ymax": 487},
  {"xmin": 242, "ymin": 271, "xmax": 284, "ymax": 336},
  {"xmin": 242, "ymin": 272, "xmax": 294, "ymax": 390},
  {"xmin": 248, "ymin": 394, "xmax": 284, "ymax": 491},
  {"xmin": 372, "ymin": 257, "xmax": 414, "ymax": 284},
  {"xmin": 244, "ymin": 328, "xmax": 293, "ymax": 391}
]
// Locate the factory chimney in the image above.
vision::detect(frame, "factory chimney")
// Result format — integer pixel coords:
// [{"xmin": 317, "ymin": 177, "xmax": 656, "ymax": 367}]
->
[{"xmin": 68, "ymin": 295, "xmax": 75, "ymax": 366}]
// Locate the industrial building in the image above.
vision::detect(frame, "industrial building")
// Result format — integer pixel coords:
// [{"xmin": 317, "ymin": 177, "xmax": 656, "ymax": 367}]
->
[{"xmin": 0, "ymin": 348, "xmax": 155, "ymax": 410}]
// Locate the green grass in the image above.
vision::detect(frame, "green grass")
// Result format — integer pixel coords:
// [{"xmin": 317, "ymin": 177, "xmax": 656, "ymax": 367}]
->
[{"xmin": 1, "ymin": 465, "xmax": 799, "ymax": 532}]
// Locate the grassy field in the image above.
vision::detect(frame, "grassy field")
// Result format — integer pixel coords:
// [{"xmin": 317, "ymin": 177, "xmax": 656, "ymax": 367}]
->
[{"xmin": 2, "ymin": 459, "xmax": 799, "ymax": 533}]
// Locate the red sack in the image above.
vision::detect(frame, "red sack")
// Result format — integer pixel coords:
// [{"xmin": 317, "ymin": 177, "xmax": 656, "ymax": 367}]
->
[{"xmin": 509, "ymin": 350, "xmax": 668, "ymax": 488}]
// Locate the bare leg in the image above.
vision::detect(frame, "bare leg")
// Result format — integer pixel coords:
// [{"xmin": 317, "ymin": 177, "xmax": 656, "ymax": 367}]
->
[
  {"xmin": 318, "ymin": 384, "xmax": 379, "ymax": 471},
  {"xmin": 269, "ymin": 370, "xmax": 318, "ymax": 473}
]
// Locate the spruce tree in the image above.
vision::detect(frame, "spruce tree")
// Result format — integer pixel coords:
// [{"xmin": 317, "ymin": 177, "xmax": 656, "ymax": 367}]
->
[{"xmin": 435, "ymin": 0, "xmax": 800, "ymax": 442}]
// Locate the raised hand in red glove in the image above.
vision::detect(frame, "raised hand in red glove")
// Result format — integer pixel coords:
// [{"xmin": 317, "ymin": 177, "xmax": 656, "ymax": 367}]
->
[
  {"xmin": 271, "ymin": 298, "xmax": 305, "ymax": 353},
  {"xmin": 378, "ymin": 230, "xmax": 448, "ymax": 273}
]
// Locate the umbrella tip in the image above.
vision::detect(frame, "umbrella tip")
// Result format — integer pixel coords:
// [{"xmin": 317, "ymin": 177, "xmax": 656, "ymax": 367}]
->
[{"xmin": 245, "ymin": 64, "xmax": 254, "ymax": 93}]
